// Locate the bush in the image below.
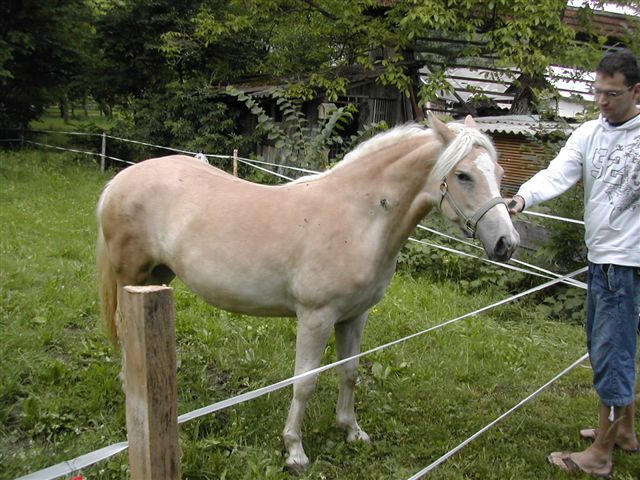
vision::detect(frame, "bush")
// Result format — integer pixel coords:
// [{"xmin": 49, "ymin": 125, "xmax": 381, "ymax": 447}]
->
[
  {"xmin": 396, "ymin": 214, "xmax": 528, "ymax": 296},
  {"xmin": 397, "ymin": 192, "xmax": 588, "ymax": 325},
  {"xmin": 87, "ymin": 84, "xmax": 257, "ymax": 170}
]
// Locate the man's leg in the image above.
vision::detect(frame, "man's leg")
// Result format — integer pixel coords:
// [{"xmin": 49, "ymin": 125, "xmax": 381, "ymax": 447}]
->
[
  {"xmin": 581, "ymin": 394, "xmax": 638, "ymax": 452},
  {"xmin": 588, "ymin": 263, "xmax": 639, "ymax": 449},
  {"xmin": 549, "ymin": 263, "xmax": 639, "ymax": 476},
  {"xmin": 615, "ymin": 399, "xmax": 638, "ymax": 450},
  {"xmin": 548, "ymin": 404, "xmax": 615, "ymax": 475}
]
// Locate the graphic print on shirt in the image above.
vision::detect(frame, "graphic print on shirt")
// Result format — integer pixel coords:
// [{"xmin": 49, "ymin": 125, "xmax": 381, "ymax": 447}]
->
[
  {"xmin": 590, "ymin": 134, "xmax": 640, "ymax": 227},
  {"xmin": 590, "ymin": 148, "xmax": 610, "ymax": 180}
]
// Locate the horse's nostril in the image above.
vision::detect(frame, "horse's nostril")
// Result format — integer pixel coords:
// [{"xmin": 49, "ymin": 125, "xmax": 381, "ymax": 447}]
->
[{"xmin": 495, "ymin": 236, "xmax": 509, "ymax": 258}]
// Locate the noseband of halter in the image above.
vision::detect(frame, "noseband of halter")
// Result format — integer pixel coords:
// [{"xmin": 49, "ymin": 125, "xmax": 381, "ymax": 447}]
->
[{"xmin": 439, "ymin": 180, "xmax": 506, "ymax": 238}]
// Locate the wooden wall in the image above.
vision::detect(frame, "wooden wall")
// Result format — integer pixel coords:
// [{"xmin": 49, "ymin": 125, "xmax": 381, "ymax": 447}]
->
[{"xmin": 492, "ymin": 133, "xmax": 553, "ymax": 195}]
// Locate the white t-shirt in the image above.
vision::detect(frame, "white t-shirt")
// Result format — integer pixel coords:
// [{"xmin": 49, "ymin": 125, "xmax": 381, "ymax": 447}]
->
[{"xmin": 516, "ymin": 114, "xmax": 640, "ymax": 267}]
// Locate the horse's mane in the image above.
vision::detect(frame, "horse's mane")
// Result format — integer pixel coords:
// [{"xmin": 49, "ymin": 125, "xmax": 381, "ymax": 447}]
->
[
  {"xmin": 428, "ymin": 123, "xmax": 497, "ymax": 182},
  {"xmin": 291, "ymin": 121, "xmax": 495, "ymax": 183},
  {"xmin": 334, "ymin": 124, "xmax": 431, "ymax": 171},
  {"xmin": 292, "ymin": 124, "xmax": 430, "ymax": 183}
]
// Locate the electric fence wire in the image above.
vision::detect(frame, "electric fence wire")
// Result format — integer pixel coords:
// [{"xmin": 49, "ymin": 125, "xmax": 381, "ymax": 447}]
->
[
  {"xmin": 16, "ymin": 265, "xmax": 587, "ymax": 480},
  {"xmin": 7, "ymin": 131, "xmax": 591, "ymax": 480}
]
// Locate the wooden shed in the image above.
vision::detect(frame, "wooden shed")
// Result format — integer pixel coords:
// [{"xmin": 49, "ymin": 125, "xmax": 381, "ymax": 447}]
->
[{"xmin": 472, "ymin": 115, "xmax": 578, "ymax": 195}]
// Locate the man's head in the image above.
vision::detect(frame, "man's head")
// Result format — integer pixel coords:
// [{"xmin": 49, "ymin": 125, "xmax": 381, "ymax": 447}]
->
[{"xmin": 594, "ymin": 50, "xmax": 639, "ymax": 124}]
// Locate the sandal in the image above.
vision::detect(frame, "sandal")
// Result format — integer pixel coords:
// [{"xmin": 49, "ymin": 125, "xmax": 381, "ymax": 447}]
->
[
  {"xmin": 547, "ymin": 451, "xmax": 612, "ymax": 479},
  {"xmin": 580, "ymin": 428, "xmax": 640, "ymax": 453}
]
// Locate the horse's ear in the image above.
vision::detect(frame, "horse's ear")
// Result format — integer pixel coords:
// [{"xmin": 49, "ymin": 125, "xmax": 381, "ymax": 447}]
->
[
  {"xmin": 464, "ymin": 115, "xmax": 478, "ymax": 128},
  {"xmin": 428, "ymin": 112, "xmax": 456, "ymax": 145}
]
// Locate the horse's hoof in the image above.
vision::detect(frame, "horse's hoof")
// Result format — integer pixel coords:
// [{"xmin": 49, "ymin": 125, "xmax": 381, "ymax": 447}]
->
[
  {"xmin": 284, "ymin": 463, "xmax": 306, "ymax": 476},
  {"xmin": 347, "ymin": 427, "xmax": 370, "ymax": 443},
  {"xmin": 284, "ymin": 453, "xmax": 309, "ymax": 475}
]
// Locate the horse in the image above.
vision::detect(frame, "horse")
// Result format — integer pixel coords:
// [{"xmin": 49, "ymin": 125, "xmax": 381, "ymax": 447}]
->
[{"xmin": 96, "ymin": 114, "xmax": 519, "ymax": 471}]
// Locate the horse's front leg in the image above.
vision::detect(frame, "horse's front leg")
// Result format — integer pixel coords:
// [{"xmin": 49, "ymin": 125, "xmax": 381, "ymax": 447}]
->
[
  {"xmin": 283, "ymin": 310, "xmax": 334, "ymax": 472},
  {"xmin": 335, "ymin": 311, "xmax": 370, "ymax": 443}
]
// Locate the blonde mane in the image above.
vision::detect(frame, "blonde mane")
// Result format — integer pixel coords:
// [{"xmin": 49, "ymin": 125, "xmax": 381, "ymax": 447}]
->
[
  {"xmin": 292, "ymin": 124, "xmax": 431, "ymax": 183},
  {"xmin": 428, "ymin": 124, "xmax": 497, "ymax": 182},
  {"xmin": 334, "ymin": 124, "xmax": 431, "ymax": 170},
  {"xmin": 292, "ymin": 121, "xmax": 495, "ymax": 183}
]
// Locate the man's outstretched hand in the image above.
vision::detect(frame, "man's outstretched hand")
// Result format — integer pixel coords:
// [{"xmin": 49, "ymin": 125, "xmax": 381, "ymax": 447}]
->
[{"xmin": 506, "ymin": 195, "xmax": 525, "ymax": 215}]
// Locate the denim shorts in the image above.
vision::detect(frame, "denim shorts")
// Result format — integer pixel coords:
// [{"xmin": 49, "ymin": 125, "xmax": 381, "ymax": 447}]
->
[{"xmin": 586, "ymin": 262, "xmax": 640, "ymax": 407}]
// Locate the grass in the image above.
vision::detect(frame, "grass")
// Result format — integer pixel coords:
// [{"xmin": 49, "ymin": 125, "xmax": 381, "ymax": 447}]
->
[
  {"xmin": 31, "ymin": 106, "xmax": 114, "ymax": 133},
  {"xmin": 1, "ymin": 149, "xmax": 638, "ymax": 479},
  {"xmin": 22, "ymin": 106, "xmax": 115, "ymax": 156}
]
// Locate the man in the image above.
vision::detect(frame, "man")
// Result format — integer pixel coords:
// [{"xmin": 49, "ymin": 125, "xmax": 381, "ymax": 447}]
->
[{"xmin": 509, "ymin": 50, "xmax": 639, "ymax": 477}]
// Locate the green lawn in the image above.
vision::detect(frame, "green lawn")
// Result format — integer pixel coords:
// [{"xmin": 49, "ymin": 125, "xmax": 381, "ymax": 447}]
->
[
  {"xmin": 31, "ymin": 105, "xmax": 114, "ymax": 133},
  {"xmin": 1, "ymin": 150, "xmax": 637, "ymax": 479}
]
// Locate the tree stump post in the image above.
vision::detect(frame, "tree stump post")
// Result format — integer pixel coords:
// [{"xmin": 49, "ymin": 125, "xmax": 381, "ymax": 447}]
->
[{"xmin": 119, "ymin": 285, "xmax": 181, "ymax": 480}]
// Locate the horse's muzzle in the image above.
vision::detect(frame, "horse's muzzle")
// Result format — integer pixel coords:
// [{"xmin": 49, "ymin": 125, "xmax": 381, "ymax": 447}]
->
[{"xmin": 490, "ymin": 234, "xmax": 518, "ymax": 262}]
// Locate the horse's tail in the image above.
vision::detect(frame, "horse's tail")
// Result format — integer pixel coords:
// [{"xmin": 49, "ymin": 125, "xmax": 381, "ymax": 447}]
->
[{"xmin": 96, "ymin": 187, "xmax": 118, "ymax": 344}]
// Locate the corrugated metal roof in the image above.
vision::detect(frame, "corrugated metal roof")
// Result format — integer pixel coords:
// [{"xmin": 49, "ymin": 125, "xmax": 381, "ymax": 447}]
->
[
  {"xmin": 463, "ymin": 115, "xmax": 579, "ymax": 136},
  {"xmin": 421, "ymin": 64, "xmax": 596, "ymax": 118}
]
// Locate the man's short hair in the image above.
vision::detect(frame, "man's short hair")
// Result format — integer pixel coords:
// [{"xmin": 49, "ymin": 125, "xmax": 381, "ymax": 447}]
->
[{"xmin": 597, "ymin": 50, "xmax": 640, "ymax": 86}]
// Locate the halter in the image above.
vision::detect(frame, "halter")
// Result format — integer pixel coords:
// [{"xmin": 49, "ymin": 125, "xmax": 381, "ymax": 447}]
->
[{"xmin": 439, "ymin": 180, "xmax": 506, "ymax": 238}]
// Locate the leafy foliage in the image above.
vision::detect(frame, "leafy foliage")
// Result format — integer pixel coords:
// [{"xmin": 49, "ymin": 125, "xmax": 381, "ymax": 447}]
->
[
  {"xmin": 3, "ymin": 0, "xmax": 640, "ymax": 133},
  {"xmin": 397, "ymin": 216, "xmax": 528, "ymax": 297},
  {"xmin": 227, "ymin": 86, "xmax": 371, "ymax": 171},
  {"xmin": 0, "ymin": 0, "xmax": 94, "ymax": 128},
  {"xmin": 117, "ymin": 85, "xmax": 249, "ymax": 161}
]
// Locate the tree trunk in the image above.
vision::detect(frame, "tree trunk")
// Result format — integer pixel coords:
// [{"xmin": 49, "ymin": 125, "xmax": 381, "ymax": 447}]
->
[
  {"xmin": 60, "ymin": 96, "xmax": 70, "ymax": 123},
  {"xmin": 509, "ymin": 73, "xmax": 549, "ymax": 115}
]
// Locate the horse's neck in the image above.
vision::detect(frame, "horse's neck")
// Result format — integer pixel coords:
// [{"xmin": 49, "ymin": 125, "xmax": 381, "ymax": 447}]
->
[
  {"xmin": 382, "ymin": 140, "xmax": 441, "ymax": 248},
  {"xmin": 330, "ymin": 137, "xmax": 441, "ymax": 257}
]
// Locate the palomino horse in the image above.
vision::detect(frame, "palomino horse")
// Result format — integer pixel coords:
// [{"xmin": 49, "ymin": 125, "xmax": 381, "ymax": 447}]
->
[{"xmin": 97, "ymin": 114, "xmax": 519, "ymax": 471}]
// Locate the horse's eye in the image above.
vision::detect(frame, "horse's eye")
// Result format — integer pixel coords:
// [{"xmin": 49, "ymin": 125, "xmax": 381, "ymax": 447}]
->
[{"xmin": 456, "ymin": 172, "xmax": 472, "ymax": 183}]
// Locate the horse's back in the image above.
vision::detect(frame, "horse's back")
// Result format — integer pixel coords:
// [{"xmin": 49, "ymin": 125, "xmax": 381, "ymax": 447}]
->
[
  {"xmin": 100, "ymin": 155, "xmax": 247, "ymax": 224},
  {"xmin": 98, "ymin": 155, "xmax": 228, "ymax": 269},
  {"xmin": 97, "ymin": 155, "xmax": 299, "ymax": 310},
  {"xmin": 110, "ymin": 154, "xmax": 236, "ymax": 190}
]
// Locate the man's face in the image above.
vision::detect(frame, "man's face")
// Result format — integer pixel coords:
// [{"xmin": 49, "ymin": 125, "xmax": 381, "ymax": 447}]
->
[{"xmin": 593, "ymin": 71, "xmax": 639, "ymax": 124}]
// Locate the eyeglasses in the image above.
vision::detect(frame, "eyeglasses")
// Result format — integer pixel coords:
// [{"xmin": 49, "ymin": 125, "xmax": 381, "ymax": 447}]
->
[{"xmin": 592, "ymin": 86, "xmax": 634, "ymax": 99}]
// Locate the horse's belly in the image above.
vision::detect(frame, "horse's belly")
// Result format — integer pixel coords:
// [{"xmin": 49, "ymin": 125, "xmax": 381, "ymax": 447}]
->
[
  {"xmin": 201, "ymin": 292, "xmax": 295, "ymax": 317},
  {"xmin": 178, "ymin": 269, "xmax": 296, "ymax": 318}
]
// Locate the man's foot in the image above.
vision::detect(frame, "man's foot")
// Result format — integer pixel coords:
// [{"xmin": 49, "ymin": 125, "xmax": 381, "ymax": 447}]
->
[
  {"xmin": 580, "ymin": 428, "xmax": 640, "ymax": 453},
  {"xmin": 548, "ymin": 451, "xmax": 612, "ymax": 479}
]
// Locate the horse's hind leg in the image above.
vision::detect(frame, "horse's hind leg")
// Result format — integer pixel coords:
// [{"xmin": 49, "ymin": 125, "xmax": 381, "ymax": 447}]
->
[
  {"xmin": 149, "ymin": 264, "xmax": 175, "ymax": 286},
  {"xmin": 334, "ymin": 311, "xmax": 370, "ymax": 443},
  {"xmin": 283, "ymin": 309, "xmax": 334, "ymax": 472},
  {"xmin": 109, "ymin": 244, "xmax": 157, "ymax": 336}
]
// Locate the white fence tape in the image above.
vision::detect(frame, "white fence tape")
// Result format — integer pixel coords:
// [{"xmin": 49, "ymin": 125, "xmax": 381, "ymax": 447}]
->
[
  {"xmin": 16, "ymin": 444, "xmax": 129, "ymax": 480},
  {"xmin": 406, "ymin": 352, "xmax": 590, "ymax": 480},
  {"xmin": 7, "ymin": 130, "xmax": 590, "ymax": 480},
  {"xmin": 23, "ymin": 140, "xmax": 134, "ymax": 166},
  {"xmin": 416, "ymin": 225, "xmax": 587, "ymax": 289},
  {"xmin": 16, "ymin": 267, "xmax": 586, "ymax": 480},
  {"xmin": 523, "ymin": 210, "xmax": 584, "ymax": 225}
]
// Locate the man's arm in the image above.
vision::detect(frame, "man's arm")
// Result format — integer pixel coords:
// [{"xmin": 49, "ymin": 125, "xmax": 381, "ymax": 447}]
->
[{"xmin": 508, "ymin": 123, "xmax": 589, "ymax": 214}]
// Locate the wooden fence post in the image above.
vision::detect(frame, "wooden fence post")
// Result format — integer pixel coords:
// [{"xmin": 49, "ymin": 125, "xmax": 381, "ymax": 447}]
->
[
  {"xmin": 233, "ymin": 148, "xmax": 238, "ymax": 177},
  {"xmin": 100, "ymin": 132, "xmax": 107, "ymax": 173},
  {"xmin": 119, "ymin": 285, "xmax": 181, "ymax": 480}
]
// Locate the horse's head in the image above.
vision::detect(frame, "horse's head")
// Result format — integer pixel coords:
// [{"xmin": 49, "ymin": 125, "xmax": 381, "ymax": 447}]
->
[{"xmin": 429, "ymin": 114, "xmax": 519, "ymax": 262}]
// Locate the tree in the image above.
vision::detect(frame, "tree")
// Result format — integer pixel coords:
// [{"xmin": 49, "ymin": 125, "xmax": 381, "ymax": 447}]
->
[
  {"xmin": 74, "ymin": 0, "xmax": 636, "ymax": 162},
  {"xmin": 91, "ymin": 0, "xmax": 200, "ymax": 106},
  {"xmin": 5, "ymin": 1, "xmax": 635, "ymax": 142},
  {"xmin": 154, "ymin": 0, "xmax": 638, "ymax": 108},
  {"xmin": 0, "ymin": 0, "xmax": 94, "ymax": 129}
]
